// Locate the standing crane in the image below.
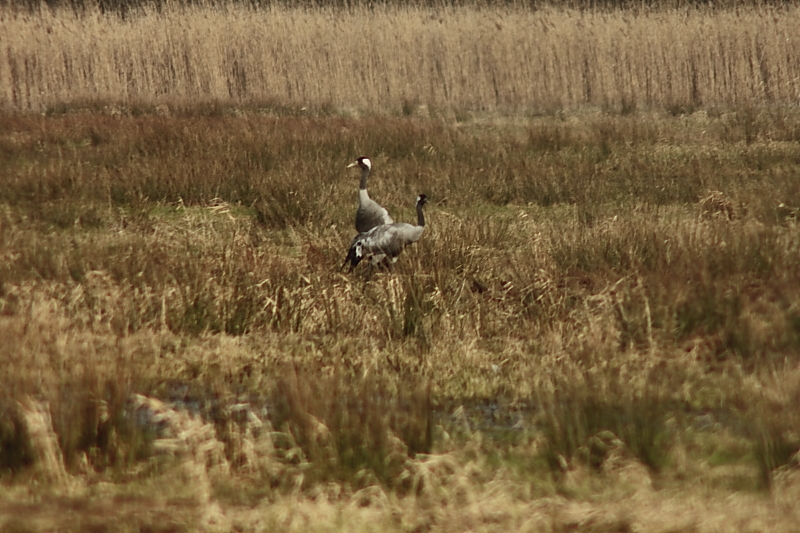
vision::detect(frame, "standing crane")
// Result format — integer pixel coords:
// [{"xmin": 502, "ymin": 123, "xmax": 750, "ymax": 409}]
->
[
  {"xmin": 343, "ymin": 194, "xmax": 428, "ymax": 272},
  {"xmin": 348, "ymin": 156, "xmax": 393, "ymax": 233}
]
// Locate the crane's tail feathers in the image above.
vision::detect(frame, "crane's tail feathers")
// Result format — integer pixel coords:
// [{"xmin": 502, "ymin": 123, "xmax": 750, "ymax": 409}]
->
[{"xmin": 341, "ymin": 242, "xmax": 364, "ymax": 272}]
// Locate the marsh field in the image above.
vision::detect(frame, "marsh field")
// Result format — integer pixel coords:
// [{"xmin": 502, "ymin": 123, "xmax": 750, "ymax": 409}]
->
[{"xmin": 2, "ymin": 0, "xmax": 800, "ymax": 531}]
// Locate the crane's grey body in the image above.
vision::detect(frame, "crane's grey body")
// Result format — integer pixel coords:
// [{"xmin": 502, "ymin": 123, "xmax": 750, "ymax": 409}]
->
[
  {"xmin": 348, "ymin": 157, "xmax": 393, "ymax": 233},
  {"xmin": 343, "ymin": 195, "xmax": 427, "ymax": 271}
]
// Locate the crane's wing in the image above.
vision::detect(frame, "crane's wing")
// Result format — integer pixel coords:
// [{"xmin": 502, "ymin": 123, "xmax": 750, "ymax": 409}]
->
[{"xmin": 356, "ymin": 197, "xmax": 394, "ymax": 233}]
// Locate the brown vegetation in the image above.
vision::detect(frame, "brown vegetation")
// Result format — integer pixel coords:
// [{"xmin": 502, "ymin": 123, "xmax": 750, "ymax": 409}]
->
[
  {"xmin": 2, "ymin": 1, "xmax": 800, "ymax": 114},
  {"xmin": 1, "ymin": 1, "xmax": 800, "ymax": 531},
  {"xmin": 1, "ymin": 108, "xmax": 800, "ymax": 530}
]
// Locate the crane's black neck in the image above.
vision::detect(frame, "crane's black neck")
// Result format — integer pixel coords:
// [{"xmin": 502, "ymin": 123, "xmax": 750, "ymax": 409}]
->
[
  {"xmin": 359, "ymin": 167, "xmax": 369, "ymax": 190},
  {"xmin": 416, "ymin": 201, "xmax": 426, "ymax": 227}
]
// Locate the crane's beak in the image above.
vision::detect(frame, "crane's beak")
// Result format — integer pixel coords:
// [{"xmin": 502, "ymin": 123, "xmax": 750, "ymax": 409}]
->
[{"xmin": 346, "ymin": 161, "xmax": 358, "ymax": 168}]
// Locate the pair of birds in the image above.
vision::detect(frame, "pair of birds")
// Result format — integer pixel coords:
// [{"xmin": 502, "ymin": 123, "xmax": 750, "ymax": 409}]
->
[{"xmin": 342, "ymin": 156, "xmax": 427, "ymax": 272}]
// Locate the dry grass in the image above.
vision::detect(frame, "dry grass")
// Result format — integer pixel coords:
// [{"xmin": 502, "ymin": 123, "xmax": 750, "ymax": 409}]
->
[
  {"xmin": 2, "ymin": 1, "xmax": 800, "ymax": 114},
  {"xmin": 1, "ymin": 2, "xmax": 800, "ymax": 530},
  {"xmin": 1, "ymin": 108, "xmax": 800, "ymax": 530}
]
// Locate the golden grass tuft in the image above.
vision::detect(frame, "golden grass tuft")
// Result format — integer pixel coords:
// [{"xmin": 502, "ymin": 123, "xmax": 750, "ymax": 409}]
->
[
  {"xmin": 700, "ymin": 189, "xmax": 745, "ymax": 221},
  {"xmin": 17, "ymin": 399, "xmax": 70, "ymax": 486}
]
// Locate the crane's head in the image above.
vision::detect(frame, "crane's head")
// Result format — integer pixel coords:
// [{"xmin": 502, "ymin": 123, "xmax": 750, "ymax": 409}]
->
[
  {"xmin": 347, "ymin": 156, "xmax": 371, "ymax": 171},
  {"xmin": 417, "ymin": 194, "xmax": 428, "ymax": 206},
  {"xmin": 341, "ymin": 239, "xmax": 365, "ymax": 272}
]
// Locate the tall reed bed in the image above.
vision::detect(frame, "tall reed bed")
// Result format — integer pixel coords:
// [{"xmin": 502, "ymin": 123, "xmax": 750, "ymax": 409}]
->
[{"xmin": 2, "ymin": 2, "xmax": 800, "ymax": 113}]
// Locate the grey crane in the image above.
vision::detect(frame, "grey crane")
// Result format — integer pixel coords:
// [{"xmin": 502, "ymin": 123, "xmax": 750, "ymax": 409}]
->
[
  {"xmin": 348, "ymin": 156, "xmax": 393, "ymax": 233},
  {"xmin": 343, "ymin": 194, "xmax": 428, "ymax": 272}
]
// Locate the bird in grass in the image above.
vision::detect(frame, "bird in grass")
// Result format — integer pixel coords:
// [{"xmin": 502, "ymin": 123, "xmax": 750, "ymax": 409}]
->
[
  {"xmin": 342, "ymin": 194, "xmax": 428, "ymax": 272},
  {"xmin": 348, "ymin": 156, "xmax": 393, "ymax": 233}
]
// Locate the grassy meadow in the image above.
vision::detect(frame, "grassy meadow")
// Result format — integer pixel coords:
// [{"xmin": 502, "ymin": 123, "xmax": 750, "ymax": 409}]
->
[{"xmin": 2, "ymin": 1, "xmax": 800, "ymax": 532}]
